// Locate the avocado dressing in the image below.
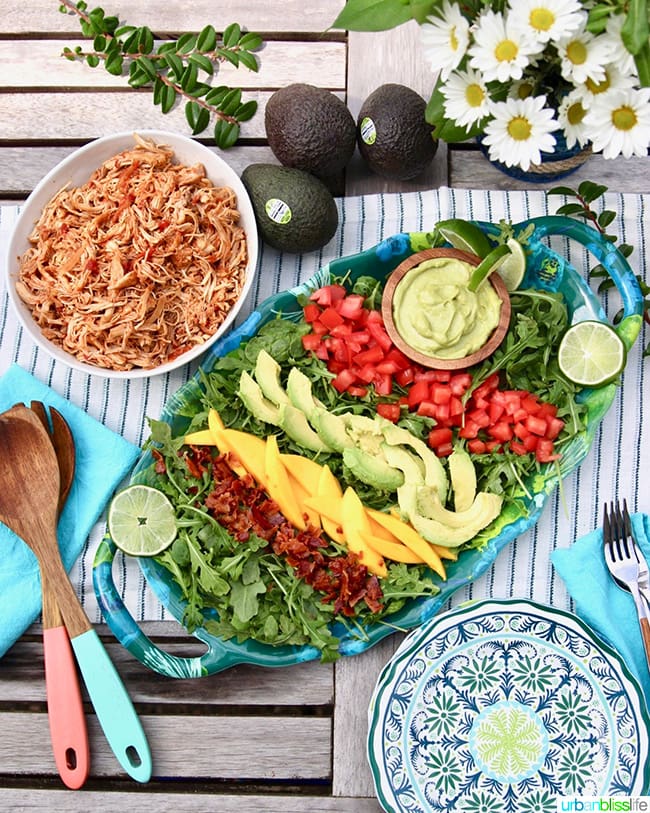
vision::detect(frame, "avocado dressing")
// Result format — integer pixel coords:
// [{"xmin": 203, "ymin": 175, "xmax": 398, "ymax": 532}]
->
[{"xmin": 391, "ymin": 257, "xmax": 502, "ymax": 359}]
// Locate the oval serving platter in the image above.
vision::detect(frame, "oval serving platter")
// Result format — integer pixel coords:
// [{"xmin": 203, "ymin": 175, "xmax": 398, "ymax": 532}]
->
[
  {"xmin": 93, "ymin": 216, "xmax": 644, "ymax": 678},
  {"xmin": 367, "ymin": 598, "xmax": 650, "ymax": 809}
]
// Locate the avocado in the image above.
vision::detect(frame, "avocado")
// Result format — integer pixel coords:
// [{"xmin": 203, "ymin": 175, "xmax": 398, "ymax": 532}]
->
[
  {"xmin": 357, "ymin": 84, "xmax": 438, "ymax": 180},
  {"xmin": 254, "ymin": 349, "xmax": 290, "ymax": 407},
  {"xmin": 342, "ymin": 413, "xmax": 385, "ymax": 455},
  {"xmin": 278, "ymin": 403, "xmax": 332, "ymax": 453},
  {"xmin": 343, "ymin": 447, "xmax": 404, "ymax": 492},
  {"xmin": 381, "ymin": 444, "xmax": 425, "ymax": 484},
  {"xmin": 242, "ymin": 164, "xmax": 338, "ymax": 254},
  {"xmin": 448, "ymin": 446, "xmax": 477, "ymax": 512},
  {"xmin": 286, "ymin": 367, "xmax": 324, "ymax": 420},
  {"xmin": 238, "ymin": 371, "xmax": 281, "ymax": 426},
  {"xmin": 311, "ymin": 408, "xmax": 355, "ymax": 452},
  {"xmin": 415, "ymin": 487, "xmax": 502, "ymax": 530},
  {"xmin": 380, "ymin": 421, "xmax": 448, "ymax": 502},
  {"xmin": 265, "ymin": 84, "xmax": 356, "ymax": 180},
  {"xmin": 398, "ymin": 484, "xmax": 502, "ymax": 547}
]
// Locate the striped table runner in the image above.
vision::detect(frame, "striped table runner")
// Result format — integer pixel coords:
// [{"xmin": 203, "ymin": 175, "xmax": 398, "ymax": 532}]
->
[{"xmin": 1, "ymin": 187, "xmax": 648, "ymax": 625}]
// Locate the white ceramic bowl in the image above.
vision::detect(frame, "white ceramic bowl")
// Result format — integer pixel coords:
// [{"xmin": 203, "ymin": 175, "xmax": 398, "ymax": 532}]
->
[{"xmin": 6, "ymin": 130, "xmax": 259, "ymax": 379}]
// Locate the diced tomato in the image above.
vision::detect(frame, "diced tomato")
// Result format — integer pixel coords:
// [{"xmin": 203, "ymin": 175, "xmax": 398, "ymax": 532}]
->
[
  {"xmin": 384, "ymin": 348, "xmax": 411, "ymax": 370},
  {"xmin": 449, "ymin": 372, "xmax": 472, "ymax": 395},
  {"xmin": 536, "ymin": 438, "xmax": 561, "ymax": 463},
  {"xmin": 407, "ymin": 379, "xmax": 431, "ymax": 409},
  {"xmin": 373, "ymin": 372, "xmax": 393, "ymax": 396},
  {"xmin": 459, "ymin": 419, "xmax": 480, "ymax": 439},
  {"xmin": 357, "ymin": 363, "xmax": 378, "ymax": 384},
  {"xmin": 355, "ymin": 345, "xmax": 385, "ymax": 366},
  {"xmin": 427, "ymin": 427, "xmax": 453, "ymax": 449},
  {"xmin": 310, "ymin": 284, "xmax": 346, "ymax": 306},
  {"xmin": 430, "ymin": 383, "xmax": 451, "ymax": 405},
  {"xmin": 331, "ymin": 368, "xmax": 358, "ymax": 393},
  {"xmin": 449, "ymin": 396, "xmax": 464, "ymax": 417},
  {"xmin": 395, "ymin": 366, "xmax": 416, "ymax": 387},
  {"xmin": 417, "ymin": 400, "xmax": 439, "ymax": 419},
  {"xmin": 510, "ymin": 440, "xmax": 528, "ymax": 455},
  {"xmin": 303, "ymin": 303, "xmax": 322, "ymax": 323},
  {"xmin": 537, "ymin": 401, "xmax": 558, "ymax": 419},
  {"xmin": 435, "ymin": 441, "xmax": 454, "ymax": 457},
  {"xmin": 377, "ymin": 403, "xmax": 401, "ymax": 422},
  {"xmin": 366, "ymin": 320, "xmax": 393, "ymax": 352},
  {"xmin": 347, "ymin": 385, "xmax": 368, "ymax": 398},
  {"xmin": 525, "ymin": 415, "xmax": 548, "ymax": 436},
  {"xmin": 487, "ymin": 421, "xmax": 514, "ymax": 442},
  {"xmin": 468, "ymin": 439, "xmax": 487, "ymax": 454},
  {"xmin": 545, "ymin": 417, "xmax": 565, "ymax": 439},
  {"xmin": 376, "ymin": 359, "xmax": 402, "ymax": 375},
  {"xmin": 337, "ymin": 294, "xmax": 366, "ymax": 321}
]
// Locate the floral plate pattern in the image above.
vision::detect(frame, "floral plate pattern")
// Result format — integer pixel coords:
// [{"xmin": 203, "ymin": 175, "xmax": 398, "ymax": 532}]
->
[{"xmin": 367, "ymin": 599, "xmax": 650, "ymax": 811}]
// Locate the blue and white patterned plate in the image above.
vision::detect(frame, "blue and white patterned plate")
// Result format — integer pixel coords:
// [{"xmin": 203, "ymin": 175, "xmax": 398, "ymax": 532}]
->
[{"xmin": 367, "ymin": 599, "xmax": 650, "ymax": 811}]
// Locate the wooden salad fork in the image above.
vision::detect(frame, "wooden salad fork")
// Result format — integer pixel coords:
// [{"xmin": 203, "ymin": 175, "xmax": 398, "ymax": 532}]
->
[
  {"xmin": 603, "ymin": 499, "xmax": 650, "ymax": 667},
  {"xmin": 0, "ymin": 404, "xmax": 152, "ymax": 783},
  {"xmin": 29, "ymin": 401, "xmax": 89, "ymax": 789}
]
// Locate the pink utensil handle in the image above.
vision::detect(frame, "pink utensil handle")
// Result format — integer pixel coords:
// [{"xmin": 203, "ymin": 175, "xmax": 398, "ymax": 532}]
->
[{"xmin": 43, "ymin": 625, "xmax": 90, "ymax": 789}]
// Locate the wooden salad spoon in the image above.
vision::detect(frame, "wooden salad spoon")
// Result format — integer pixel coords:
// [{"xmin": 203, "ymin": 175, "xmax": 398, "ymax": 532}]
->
[
  {"xmin": 29, "ymin": 401, "xmax": 89, "ymax": 789},
  {"xmin": 0, "ymin": 405, "xmax": 152, "ymax": 783}
]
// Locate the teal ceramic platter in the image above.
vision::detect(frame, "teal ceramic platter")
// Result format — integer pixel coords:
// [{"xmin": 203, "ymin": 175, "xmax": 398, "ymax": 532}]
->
[
  {"xmin": 367, "ymin": 598, "xmax": 650, "ymax": 810},
  {"xmin": 93, "ymin": 216, "xmax": 644, "ymax": 678}
]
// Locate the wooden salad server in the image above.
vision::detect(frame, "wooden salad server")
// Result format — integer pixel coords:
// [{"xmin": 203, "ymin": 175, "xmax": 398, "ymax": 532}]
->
[
  {"xmin": 0, "ymin": 405, "xmax": 152, "ymax": 783},
  {"xmin": 28, "ymin": 401, "xmax": 89, "ymax": 789}
]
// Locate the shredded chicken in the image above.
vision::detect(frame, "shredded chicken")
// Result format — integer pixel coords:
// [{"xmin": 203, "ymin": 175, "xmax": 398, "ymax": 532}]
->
[{"xmin": 16, "ymin": 135, "xmax": 248, "ymax": 371}]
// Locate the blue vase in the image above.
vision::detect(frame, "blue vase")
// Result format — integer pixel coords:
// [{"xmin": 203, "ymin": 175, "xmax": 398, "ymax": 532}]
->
[{"xmin": 477, "ymin": 132, "xmax": 592, "ymax": 183}]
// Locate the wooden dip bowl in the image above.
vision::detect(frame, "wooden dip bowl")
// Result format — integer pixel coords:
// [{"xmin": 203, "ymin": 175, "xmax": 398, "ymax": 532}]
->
[{"xmin": 381, "ymin": 248, "xmax": 511, "ymax": 370}]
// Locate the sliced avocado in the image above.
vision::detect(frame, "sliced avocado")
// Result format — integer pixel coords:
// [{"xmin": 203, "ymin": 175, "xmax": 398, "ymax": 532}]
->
[
  {"xmin": 381, "ymin": 444, "xmax": 425, "ymax": 484},
  {"xmin": 380, "ymin": 421, "xmax": 448, "ymax": 502},
  {"xmin": 238, "ymin": 371, "xmax": 281, "ymax": 426},
  {"xmin": 278, "ymin": 403, "xmax": 332, "ymax": 453},
  {"xmin": 343, "ymin": 447, "xmax": 404, "ymax": 492},
  {"xmin": 286, "ymin": 367, "xmax": 324, "ymax": 421},
  {"xmin": 448, "ymin": 446, "xmax": 477, "ymax": 512},
  {"xmin": 342, "ymin": 413, "xmax": 385, "ymax": 455},
  {"xmin": 416, "ymin": 487, "xmax": 501, "ymax": 529},
  {"xmin": 254, "ymin": 349, "xmax": 290, "ymax": 407},
  {"xmin": 398, "ymin": 484, "xmax": 502, "ymax": 547},
  {"xmin": 311, "ymin": 408, "xmax": 355, "ymax": 452}
]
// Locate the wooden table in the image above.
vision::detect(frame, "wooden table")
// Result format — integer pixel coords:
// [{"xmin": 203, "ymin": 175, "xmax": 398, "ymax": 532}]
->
[{"xmin": 1, "ymin": 3, "xmax": 648, "ymax": 811}]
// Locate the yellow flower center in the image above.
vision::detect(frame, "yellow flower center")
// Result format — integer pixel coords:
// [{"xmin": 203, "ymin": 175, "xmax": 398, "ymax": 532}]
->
[
  {"xmin": 495, "ymin": 39, "xmax": 519, "ymax": 63},
  {"xmin": 566, "ymin": 40, "xmax": 587, "ymax": 65},
  {"xmin": 566, "ymin": 101, "xmax": 586, "ymax": 126},
  {"xmin": 585, "ymin": 72, "xmax": 611, "ymax": 94},
  {"xmin": 466, "ymin": 83, "xmax": 485, "ymax": 107},
  {"xmin": 450, "ymin": 25, "xmax": 459, "ymax": 52},
  {"xmin": 507, "ymin": 116, "xmax": 533, "ymax": 141},
  {"xmin": 612, "ymin": 105, "xmax": 638, "ymax": 131},
  {"xmin": 530, "ymin": 8, "xmax": 555, "ymax": 32}
]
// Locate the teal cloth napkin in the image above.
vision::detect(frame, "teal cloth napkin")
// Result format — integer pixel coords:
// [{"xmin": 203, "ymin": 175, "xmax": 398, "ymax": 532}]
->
[
  {"xmin": 552, "ymin": 512, "xmax": 650, "ymax": 705},
  {"xmin": 0, "ymin": 363, "xmax": 140, "ymax": 658}
]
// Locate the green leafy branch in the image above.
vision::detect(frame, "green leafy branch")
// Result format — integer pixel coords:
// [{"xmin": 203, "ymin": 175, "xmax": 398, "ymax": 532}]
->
[
  {"xmin": 548, "ymin": 180, "xmax": 649, "ymax": 356},
  {"xmin": 58, "ymin": 0, "xmax": 263, "ymax": 149}
]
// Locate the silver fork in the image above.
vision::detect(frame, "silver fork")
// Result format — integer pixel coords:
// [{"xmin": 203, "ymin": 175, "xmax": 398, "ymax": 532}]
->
[{"xmin": 603, "ymin": 499, "xmax": 650, "ymax": 666}]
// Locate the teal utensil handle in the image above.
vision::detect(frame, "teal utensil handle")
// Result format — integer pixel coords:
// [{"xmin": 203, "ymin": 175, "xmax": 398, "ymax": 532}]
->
[{"xmin": 70, "ymin": 628, "xmax": 152, "ymax": 782}]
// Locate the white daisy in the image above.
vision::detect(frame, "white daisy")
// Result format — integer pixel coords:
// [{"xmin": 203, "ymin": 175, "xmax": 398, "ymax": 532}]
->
[
  {"xmin": 557, "ymin": 30, "xmax": 613, "ymax": 85},
  {"xmin": 440, "ymin": 69, "xmax": 491, "ymax": 130},
  {"xmin": 582, "ymin": 63, "xmax": 638, "ymax": 99},
  {"xmin": 469, "ymin": 10, "xmax": 541, "ymax": 84},
  {"xmin": 482, "ymin": 95, "xmax": 558, "ymax": 170},
  {"xmin": 557, "ymin": 88, "xmax": 590, "ymax": 147},
  {"xmin": 602, "ymin": 13, "xmax": 637, "ymax": 77},
  {"xmin": 507, "ymin": 0, "xmax": 585, "ymax": 45},
  {"xmin": 584, "ymin": 87, "xmax": 650, "ymax": 158},
  {"xmin": 420, "ymin": 0, "xmax": 470, "ymax": 80}
]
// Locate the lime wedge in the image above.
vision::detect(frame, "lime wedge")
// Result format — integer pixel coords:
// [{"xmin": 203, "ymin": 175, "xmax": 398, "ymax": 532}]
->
[
  {"xmin": 437, "ymin": 219, "xmax": 493, "ymax": 258},
  {"xmin": 467, "ymin": 244, "xmax": 512, "ymax": 292},
  {"xmin": 108, "ymin": 484, "xmax": 177, "ymax": 557},
  {"xmin": 496, "ymin": 238, "xmax": 526, "ymax": 291},
  {"xmin": 558, "ymin": 321, "xmax": 627, "ymax": 387}
]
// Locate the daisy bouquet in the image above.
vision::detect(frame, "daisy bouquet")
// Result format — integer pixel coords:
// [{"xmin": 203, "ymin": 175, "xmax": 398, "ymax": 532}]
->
[{"xmin": 333, "ymin": 0, "xmax": 650, "ymax": 172}]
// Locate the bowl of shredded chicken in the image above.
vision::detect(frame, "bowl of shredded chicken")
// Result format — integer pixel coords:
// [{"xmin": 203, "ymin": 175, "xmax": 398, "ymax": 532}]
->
[{"xmin": 7, "ymin": 131, "xmax": 259, "ymax": 377}]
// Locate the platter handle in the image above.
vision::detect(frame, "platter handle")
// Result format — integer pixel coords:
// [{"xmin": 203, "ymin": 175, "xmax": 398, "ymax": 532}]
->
[
  {"xmin": 519, "ymin": 215, "xmax": 643, "ymax": 350},
  {"xmin": 93, "ymin": 536, "xmax": 314, "ymax": 678}
]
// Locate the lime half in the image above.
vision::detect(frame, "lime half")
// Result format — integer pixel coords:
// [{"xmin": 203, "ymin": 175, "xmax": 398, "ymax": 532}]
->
[
  {"xmin": 437, "ymin": 218, "xmax": 492, "ymax": 258},
  {"xmin": 558, "ymin": 321, "xmax": 627, "ymax": 387},
  {"xmin": 108, "ymin": 484, "xmax": 177, "ymax": 557},
  {"xmin": 496, "ymin": 238, "xmax": 526, "ymax": 291},
  {"xmin": 467, "ymin": 244, "xmax": 512, "ymax": 292}
]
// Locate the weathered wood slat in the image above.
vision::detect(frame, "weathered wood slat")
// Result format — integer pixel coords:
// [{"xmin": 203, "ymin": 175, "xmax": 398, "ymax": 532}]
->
[
  {"xmin": 0, "ymin": 712, "xmax": 331, "ymax": 779},
  {"xmin": 0, "ymin": 40, "xmax": 346, "ymax": 90},
  {"xmin": 0, "ymin": 789, "xmax": 382, "ymax": 813},
  {"xmin": 3, "ymin": 0, "xmax": 345, "ymax": 35}
]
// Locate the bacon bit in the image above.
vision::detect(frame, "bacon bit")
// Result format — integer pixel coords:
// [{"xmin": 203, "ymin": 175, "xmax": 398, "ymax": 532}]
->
[
  {"xmin": 196, "ymin": 453, "xmax": 385, "ymax": 617},
  {"xmin": 152, "ymin": 448, "xmax": 166, "ymax": 475}
]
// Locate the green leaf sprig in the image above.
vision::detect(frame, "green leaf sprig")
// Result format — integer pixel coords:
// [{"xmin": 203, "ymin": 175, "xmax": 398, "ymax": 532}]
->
[
  {"xmin": 58, "ymin": 0, "xmax": 263, "ymax": 149},
  {"xmin": 548, "ymin": 180, "xmax": 649, "ymax": 356}
]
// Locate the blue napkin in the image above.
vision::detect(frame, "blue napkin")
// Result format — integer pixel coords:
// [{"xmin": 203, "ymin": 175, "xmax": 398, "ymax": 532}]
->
[
  {"xmin": 0, "ymin": 364, "xmax": 140, "ymax": 658},
  {"xmin": 552, "ymin": 513, "xmax": 650, "ymax": 706}
]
